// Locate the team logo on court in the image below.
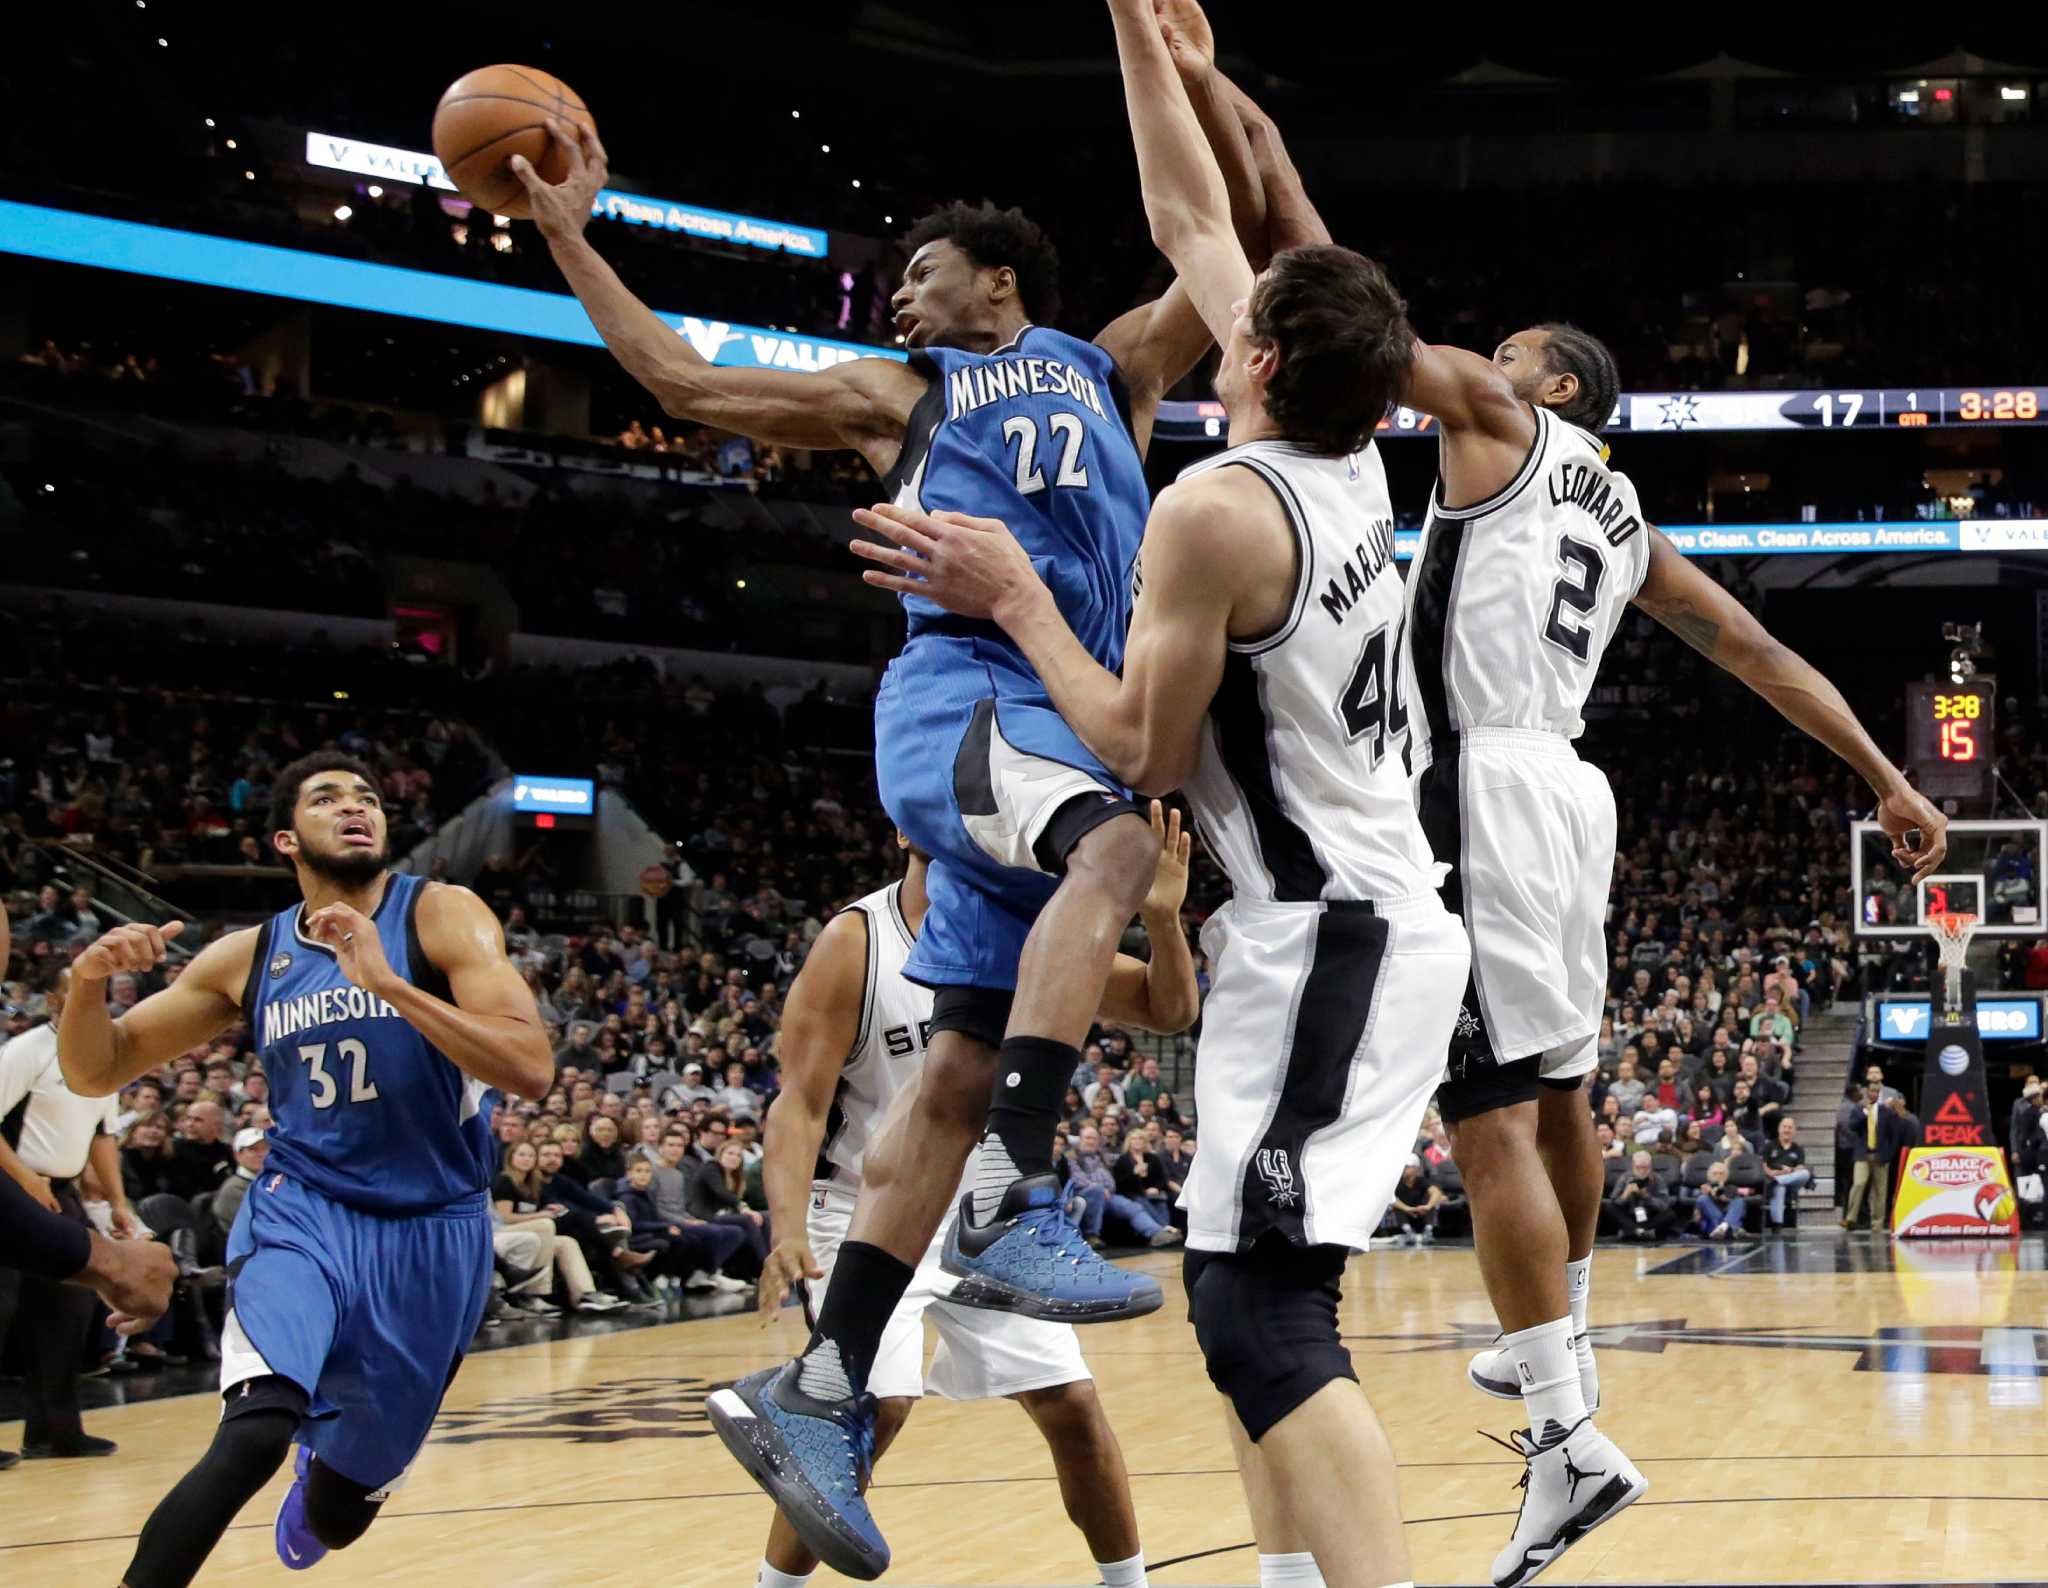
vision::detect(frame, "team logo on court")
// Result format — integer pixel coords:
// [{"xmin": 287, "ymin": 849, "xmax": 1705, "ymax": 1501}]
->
[
  {"xmin": 269, "ymin": 952, "xmax": 293, "ymax": 979},
  {"xmin": 1256, "ymin": 1147, "xmax": 1299, "ymax": 1209},
  {"xmin": 432, "ymin": 1374, "xmax": 730, "ymax": 1444}
]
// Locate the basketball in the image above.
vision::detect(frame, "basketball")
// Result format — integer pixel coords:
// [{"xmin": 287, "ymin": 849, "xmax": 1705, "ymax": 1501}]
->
[{"xmin": 431, "ymin": 65, "xmax": 596, "ymax": 219}]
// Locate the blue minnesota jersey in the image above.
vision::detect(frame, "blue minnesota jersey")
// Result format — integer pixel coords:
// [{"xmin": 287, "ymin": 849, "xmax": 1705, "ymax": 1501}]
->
[
  {"xmin": 242, "ymin": 872, "xmax": 495, "ymax": 1214},
  {"xmin": 885, "ymin": 325, "xmax": 1150, "ymax": 675}
]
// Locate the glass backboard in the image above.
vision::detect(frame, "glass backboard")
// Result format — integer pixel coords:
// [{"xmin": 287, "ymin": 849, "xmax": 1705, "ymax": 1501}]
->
[{"xmin": 1850, "ymin": 818, "xmax": 2046, "ymax": 939}]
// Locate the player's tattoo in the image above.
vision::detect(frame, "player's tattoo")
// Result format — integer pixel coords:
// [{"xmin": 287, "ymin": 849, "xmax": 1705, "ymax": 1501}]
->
[{"xmin": 1641, "ymin": 596, "xmax": 1722, "ymax": 659}]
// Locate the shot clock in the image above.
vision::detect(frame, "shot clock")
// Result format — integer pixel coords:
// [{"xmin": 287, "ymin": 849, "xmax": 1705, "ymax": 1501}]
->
[{"xmin": 1906, "ymin": 682, "xmax": 1994, "ymax": 799}]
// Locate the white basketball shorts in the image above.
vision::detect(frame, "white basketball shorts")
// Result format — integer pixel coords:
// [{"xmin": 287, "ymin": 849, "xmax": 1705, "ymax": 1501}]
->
[
  {"xmin": 1415, "ymin": 728, "xmax": 1616, "ymax": 1079},
  {"xmin": 1180, "ymin": 893, "xmax": 1469, "ymax": 1255}
]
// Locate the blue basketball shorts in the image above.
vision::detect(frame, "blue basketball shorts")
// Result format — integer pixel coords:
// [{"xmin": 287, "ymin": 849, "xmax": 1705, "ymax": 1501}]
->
[
  {"xmin": 874, "ymin": 633, "xmax": 1139, "ymax": 992},
  {"xmin": 220, "ymin": 1172, "xmax": 493, "ymax": 1491}
]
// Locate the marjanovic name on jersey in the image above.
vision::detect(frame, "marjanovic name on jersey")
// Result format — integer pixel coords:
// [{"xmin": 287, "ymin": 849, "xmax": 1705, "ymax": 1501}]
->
[{"xmin": 1317, "ymin": 516, "xmax": 1398, "ymax": 625}]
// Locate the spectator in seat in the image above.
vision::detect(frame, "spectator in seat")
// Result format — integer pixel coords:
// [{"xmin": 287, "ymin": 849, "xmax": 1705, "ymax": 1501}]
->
[
  {"xmin": 1160, "ymin": 1127, "xmax": 1194, "ymax": 1232},
  {"xmin": 171, "ymin": 1100, "xmax": 233, "ymax": 1200},
  {"xmin": 491, "ymin": 1141, "xmax": 626, "ymax": 1313},
  {"xmin": 207, "ymin": 1128, "xmax": 269, "ymax": 1239},
  {"xmin": 1123, "ymin": 1056, "xmax": 1164, "ymax": 1111},
  {"xmin": 1113, "ymin": 1128, "xmax": 1173, "ymax": 1229},
  {"xmin": 1686, "ymin": 1084, "xmax": 1726, "ymax": 1136},
  {"xmin": 686, "ymin": 1140, "xmax": 769, "ymax": 1279},
  {"xmin": 1152, "ymin": 1091, "xmax": 1185, "ymax": 1130},
  {"xmin": 715, "ymin": 1060, "xmax": 761, "ymax": 1121},
  {"xmin": 1594, "ymin": 1122, "xmax": 1623, "ymax": 1161},
  {"xmin": 1692, "ymin": 1160, "xmax": 1749, "ymax": 1241},
  {"xmin": 1750, "ymin": 990, "xmax": 1796, "ymax": 1051},
  {"xmin": 1609, "ymin": 1055, "xmax": 1647, "ymax": 1115},
  {"xmin": 1602, "ymin": 1151, "xmax": 1674, "ymax": 1242},
  {"xmin": 1082, "ymin": 1062, "xmax": 1125, "ymax": 1111},
  {"xmin": 1385, "ymin": 1154, "xmax": 1445, "ymax": 1245},
  {"xmin": 1062, "ymin": 1124, "xmax": 1180, "ymax": 1249},
  {"xmin": 119, "ymin": 1112, "xmax": 183, "ymax": 1203},
  {"xmin": 576, "ymin": 1114, "xmax": 630, "ymax": 1186},
  {"xmin": 1763, "ymin": 1116, "xmax": 1811, "ymax": 1229},
  {"xmin": 618, "ymin": 1156, "xmax": 747, "ymax": 1293}
]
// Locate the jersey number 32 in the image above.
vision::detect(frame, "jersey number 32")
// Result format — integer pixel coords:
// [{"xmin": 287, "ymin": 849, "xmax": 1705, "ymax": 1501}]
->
[{"xmin": 297, "ymin": 1040, "xmax": 380, "ymax": 1109}]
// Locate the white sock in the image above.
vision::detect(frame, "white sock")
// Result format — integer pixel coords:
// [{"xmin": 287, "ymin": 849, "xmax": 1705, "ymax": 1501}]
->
[
  {"xmin": 1258, "ymin": 1550, "xmax": 1326, "ymax": 1588},
  {"xmin": 1096, "ymin": 1551, "xmax": 1147, "ymax": 1588},
  {"xmin": 1503, "ymin": 1315, "xmax": 1586, "ymax": 1436},
  {"xmin": 971, "ymin": 1132, "xmax": 1021, "ymax": 1224},
  {"xmin": 756, "ymin": 1565, "xmax": 812, "ymax": 1588},
  {"xmin": 1565, "ymin": 1256, "xmax": 1592, "ymax": 1338}
]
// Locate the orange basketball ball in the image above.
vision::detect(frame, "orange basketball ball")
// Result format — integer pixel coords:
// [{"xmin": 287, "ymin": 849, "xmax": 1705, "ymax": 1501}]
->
[{"xmin": 431, "ymin": 65, "xmax": 596, "ymax": 220}]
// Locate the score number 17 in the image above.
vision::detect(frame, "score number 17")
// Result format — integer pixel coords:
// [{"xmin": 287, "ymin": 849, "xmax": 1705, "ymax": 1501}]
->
[{"xmin": 1810, "ymin": 393, "xmax": 1866, "ymax": 427}]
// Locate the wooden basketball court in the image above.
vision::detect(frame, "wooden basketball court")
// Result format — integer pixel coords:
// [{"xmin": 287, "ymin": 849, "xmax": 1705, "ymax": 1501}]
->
[{"xmin": 5, "ymin": 1231, "xmax": 2044, "ymax": 1586}]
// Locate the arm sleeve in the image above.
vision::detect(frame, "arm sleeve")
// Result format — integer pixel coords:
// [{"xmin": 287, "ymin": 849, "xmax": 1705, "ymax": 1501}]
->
[{"xmin": 0, "ymin": 1168, "xmax": 91, "ymax": 1280}]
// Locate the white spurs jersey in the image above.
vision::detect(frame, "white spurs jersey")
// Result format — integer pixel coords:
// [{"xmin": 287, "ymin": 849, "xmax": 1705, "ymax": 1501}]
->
[
  {"xmin": 1176, "ymin": 439, "xmax": 1438, "ymax": 905},
  {"xmin": 1405, "ymin": 405, "xmax": 1652, "ymax": 759},
  {"xmin": 815, "ymin": 882, "xmax": 934, "ymax": 1189}
]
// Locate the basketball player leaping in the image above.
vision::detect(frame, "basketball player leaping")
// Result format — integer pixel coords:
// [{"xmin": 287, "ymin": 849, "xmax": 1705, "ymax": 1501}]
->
[
  {"xmin": 744, "ymin": 809, "xmax": 1194, "ymax": 1588},
  {"xmin": 1402, "ymin": 332, "xmax": 1944, "ymax": 1583},
  {"xmin": 855, "ymin": 8, "xmax": 1472, "ymax": 1587},
  {"xmin": 58, "ymin": 753, "xmax": 554, "ymax": 1588},
  {"xmin": 514, "ymin": 110, "xmax": 1284, "ymax": 1577}
]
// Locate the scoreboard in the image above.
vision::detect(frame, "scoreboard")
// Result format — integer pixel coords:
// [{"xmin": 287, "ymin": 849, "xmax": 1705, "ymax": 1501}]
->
[
  {"xmin": 1905, "ymin": 682, "xmax": 1994, "ymax": 800},
  {"xmin": 1155, "ymin": 386, "xmax": 2048, "ymax": 442}
]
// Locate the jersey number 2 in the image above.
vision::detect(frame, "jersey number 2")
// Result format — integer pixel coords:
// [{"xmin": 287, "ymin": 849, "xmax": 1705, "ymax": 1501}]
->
[
  {"xmin": 1002, "ymin": 413, "xmax": 1090, "ymax": 496},
  {"xmin": 1543, "ymin": 534, "xmax": 1606, "ymax": 662},
  {"xmin": 298, "ymin": 1040, "xmax": 379, "ymax": 1109}
]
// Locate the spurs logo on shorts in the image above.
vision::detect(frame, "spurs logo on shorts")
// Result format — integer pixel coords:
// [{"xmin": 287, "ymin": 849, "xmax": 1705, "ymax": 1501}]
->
[{"xmin": 1256, "ymin": 1148, "xmax": 1299, "ymax": 1209}]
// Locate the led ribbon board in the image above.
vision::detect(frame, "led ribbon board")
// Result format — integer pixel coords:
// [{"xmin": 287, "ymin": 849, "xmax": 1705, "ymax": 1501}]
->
[{"xmin": 0, "ymin": 199, "xmax": 893, "ymax": 372}]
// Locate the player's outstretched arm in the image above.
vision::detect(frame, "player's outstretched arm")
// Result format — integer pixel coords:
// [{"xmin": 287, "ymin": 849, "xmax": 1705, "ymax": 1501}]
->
[
  {"xmin": 755, "ymin": 910, "xmax": 868, "ymax": 1318},
  {"xmin": 511, "ymin": 120, "xmax": 924, "ymax": 470},
  {"xmin": 1103, "ymin": 0, "xmax": 1255, "ymax": 351},
  {"xmin": 306, "ymin": 885, "xmax": 553, "ymax": 1098},
  {"xmin": 1223, "ymin": 75, "xmax": 1330, "ymax": 258},
  {"xmin": 1633, "ymin": 528, "xmax": 1947, "ymax": 880},
  {"xmin": 60, "ymin": 923, "xmax": 249, "ymax": 1097},
  {"xmin": 1094, "ymin": 2, "xmax": 1269, "ymax": 447},
  {"xmin": 852, "ymin": 480, "xmax": 1233, "ymax": 794},
  {"xmin": 1099, "ymin": 801, "xmax": 1201, "ymax": 1034}
]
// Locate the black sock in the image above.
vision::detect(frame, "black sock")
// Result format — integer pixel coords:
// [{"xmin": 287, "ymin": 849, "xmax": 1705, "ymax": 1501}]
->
[
  {"xmin": 981, "ymin": 1035, "xmax": 1081, "ymax": 1194},
  {"xmin": 798, "ymin": 1240, "xmax": 913, "ymax": 1399}
]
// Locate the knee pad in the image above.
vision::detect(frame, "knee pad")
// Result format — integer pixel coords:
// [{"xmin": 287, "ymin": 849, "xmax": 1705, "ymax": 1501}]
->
[
  {"xmin": 1186, "ymin": 1240, "xmax": 1355, "ymax": 1444},
  {"xmin": 304, "ymin": 1457, "xmax": 388, "ymax": 1550},
  {"xmin": 206, "ymin": 1376, "xmax": 306, "ymax": 1485}
]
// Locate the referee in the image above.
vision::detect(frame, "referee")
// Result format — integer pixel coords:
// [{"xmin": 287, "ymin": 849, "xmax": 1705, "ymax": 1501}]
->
[{"xmin": 0, "ymin": 970, "xmax": 135, "ymax": 1461}]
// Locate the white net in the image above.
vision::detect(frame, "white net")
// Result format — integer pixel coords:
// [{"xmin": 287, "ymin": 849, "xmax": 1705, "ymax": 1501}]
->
[{"xmin": 1930, "ymin": 911, "xmax": 1977, "ymax": 1013}]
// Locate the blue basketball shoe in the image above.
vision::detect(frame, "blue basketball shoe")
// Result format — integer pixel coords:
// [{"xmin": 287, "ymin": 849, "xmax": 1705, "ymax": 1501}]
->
[
  {"xmin": 707, "ymin": 1358, "xmax": 888, "ymax": 1581},
  {"xmin": 274, "ymin": 1445, "xmax": 327, "ymax": 1572},
  {"xmin": 940, "ymin": 1174, "xmax": 1164, "ymax": 1322}
]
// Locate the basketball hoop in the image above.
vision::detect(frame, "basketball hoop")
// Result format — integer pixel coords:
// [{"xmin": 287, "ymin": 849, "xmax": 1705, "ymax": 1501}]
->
[{"xmin": 1930, "ymin": 910, "xmax": 1978, "ymax": 1014}]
